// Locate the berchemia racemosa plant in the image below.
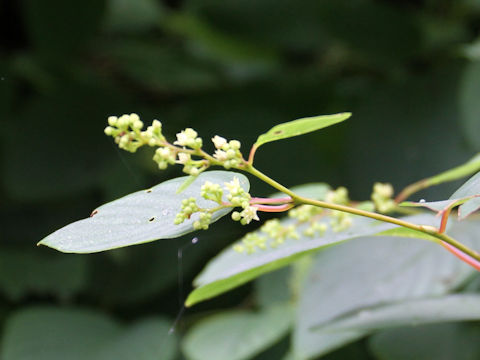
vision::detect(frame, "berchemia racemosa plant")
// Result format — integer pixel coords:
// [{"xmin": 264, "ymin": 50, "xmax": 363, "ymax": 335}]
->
[{"xmin": 40, "ymin": 112, "xmax": 480, "ymax": 358}]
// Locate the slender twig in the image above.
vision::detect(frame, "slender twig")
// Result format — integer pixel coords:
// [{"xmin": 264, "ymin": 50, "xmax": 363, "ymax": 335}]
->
[{"xmin": 244, "ymin": 164, "xmax": 480, "ymax": 264}]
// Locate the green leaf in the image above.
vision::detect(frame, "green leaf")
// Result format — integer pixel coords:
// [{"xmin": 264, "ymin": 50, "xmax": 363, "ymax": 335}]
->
[
  {"xmin": 292, "ymin": 218, "xmax": 480, "ymax": 359},
  {"xmin": 449, "ymin": 171, "xmax": 480, "ymax": 219},
  {"xmin": 253, "ymin": 113, "xmax": 351, "ymax": 150},
  {"xmin": 320, "ymin": 294, "xmax": 480, "ymax": 332},
  {"xmin": 182, "ymin": 304, "xmax": 291, "ymax": 360},
  {"xmin": 370, "ymin": 322, "xmax": 480, "ymax": 360},
  {"xmin": 400, "ymin": 171, "xmax": 480, "ymax": 219},
  {"xmin": 39, "ymin": 171, "xmax": 249, "ymax": 253},
  {"xmin": 0, "ymin": 307, "xmax": 176, "ymax": 360},
  {"xmin": 424, "ymin": 153, "xmax": 480, "ymax": 187},
  {"xmin": 185, "ymin": 214, "xmax": 438, "ymax": 307},
  {"xmin": 176, "ymin": 175, "xmax": 198, "ymax": 194}
]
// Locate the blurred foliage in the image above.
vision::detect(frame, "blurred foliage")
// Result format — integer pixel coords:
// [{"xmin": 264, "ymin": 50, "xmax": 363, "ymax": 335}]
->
[{"xmin": 1, "ymin": 0, "xmax": 480, "ymax": 359}]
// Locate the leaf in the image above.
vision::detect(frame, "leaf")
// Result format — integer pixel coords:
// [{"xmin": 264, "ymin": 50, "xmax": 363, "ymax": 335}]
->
[
  {"xmin": 39, "ymin": 171, "xmax": 249, "ymax": 253},
  {"xmin": 292, "ymin": 218, "xmax": 480, "ymax": 359},
  {"xmin": 0, "ymin": 307, "xmax": 176, "ymax": 360},
  {"xmin": 450, "ymin": 171, "xmax": 480, "ymax": 219},
  {"xmin": 400, "ymin": 171, "xmax": 480, "ymax": 219},
  {"xmin": 424, "ymin": 153, "xmax": 480, "ymax": 187},
  {"xmin": 320, "ymin": 294, "xmax": 480, "ymax": 332},
  {"xmin": 370, "ymin": 322, "xmax": 480, "ymax": 360},
  {"xmin": 176, "ymin": 175, "xmax": 198, "ymax": 194},
  {"xmin": 253, "ymin": 113, "xmax": 351, "ymax": 150},
  {"xmin": 185, "ymin": 214, "xmax": 438, "ymax": 307},
  {"xmin": 181, "ymin": 305, "xmax": 291, "ymax": 360}
]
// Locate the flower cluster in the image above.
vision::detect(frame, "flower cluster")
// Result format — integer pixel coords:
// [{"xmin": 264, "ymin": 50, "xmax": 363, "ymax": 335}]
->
[
  {"xmin": 211, "ymin": 136, "xmax": 244, "ymax": 169},
  {"xmin": 174, "ymin": 197, "xmax": 199, "ymax": 225},
  {"xmin": 104, "ymin": 114, "xmax": 146, "ymax": 152},
  {"xmin": 200, "ymin": 181, "xmax": 224, "ymax": 204},
  {"xmin": 225, "ymin": 178, "xmax": 260, "ymax": 225},
  {"xmin": 233, "ymin": 219, "xmax": 299, "ymax": 253},
  {"xmin": 371, "ymin": 182, "xmax": 395, "ymax": 213}
]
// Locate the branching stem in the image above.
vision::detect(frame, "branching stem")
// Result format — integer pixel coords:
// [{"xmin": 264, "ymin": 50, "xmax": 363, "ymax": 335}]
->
[{"xmin": 244, "ymin": 164, "xmax": 480, "ymax": 263}]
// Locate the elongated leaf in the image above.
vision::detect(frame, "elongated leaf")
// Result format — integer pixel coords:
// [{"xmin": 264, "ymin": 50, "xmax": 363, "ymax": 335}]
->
[
  {"xmin": 185, "ymin": 214, "xmax": 438, "ymax": 307},
  {"xmin": 39, "ymin": 171, "xmax": 249, "ymax": 253},
  {"xmin": 321, "ymin": 294, "xmax": 480, "ymax": 332},
  {"xmin": 0, "ymin": 307, "xmax": 176, "ymax": 360},
  {"xmin": 401, "ymin": 171, "xmax": 480, "ymax": 219},
  {"xmin": 450, "ymin": 171, "xmax": 480, "ymax": 219},
  {"xmin": 182, "ymin": 305, "xmax": 291, "ymax": 360},
  {"xmin": 254, "ymin": 113, "xmax": 351, "ymax": 149},
  {"xmin": 293, "ymin": 218, "xmax": 480, "ymax": 359},
  {"xmin": 370, "ymin": 322, "xmax": 480, "ymax": 360}
]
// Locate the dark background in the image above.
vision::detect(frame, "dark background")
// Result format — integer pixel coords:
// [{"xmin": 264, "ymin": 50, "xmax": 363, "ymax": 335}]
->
[{"xmin": 1, "ymin": 0, "xmax": 480, "ymax": 358}]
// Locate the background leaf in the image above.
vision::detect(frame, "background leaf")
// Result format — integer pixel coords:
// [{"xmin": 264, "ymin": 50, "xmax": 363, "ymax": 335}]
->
[
  {"xmin": 182, "ymin": 305, "xmax": 291, "ymax": 360},
  {"xmin": 292, "ymin": 218, "xmax": 480, "ymax": 359},
  {"xmin": 186, "ymin": 214, "xmax": 438, "ymax": 307},
  {"xmin": 0, "ymin": 307, "xmax": 176, "ymax": 360},
  {"xmin": 370, "ymin": 322, "xmax": 480, "ymax": 360},
  {"xmin": 39, "ymin": 171, "xmax": 249, "ymax": 253}
]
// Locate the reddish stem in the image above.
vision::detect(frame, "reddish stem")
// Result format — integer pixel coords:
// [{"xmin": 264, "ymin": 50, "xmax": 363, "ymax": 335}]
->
[
  {"xmin": 250, "ymin": 196, "xmax": 293, "ymax": 204},
  {"xmin": 254, "ymin": 204, "xmax": 294, "ymax": 212},
  {"xmin": 248, "ymin": 145, "xmax": 258, "ymax": 164},
  {"xmin": 441, "ymin": 242, "xmax": 480, "ymax": 271}
]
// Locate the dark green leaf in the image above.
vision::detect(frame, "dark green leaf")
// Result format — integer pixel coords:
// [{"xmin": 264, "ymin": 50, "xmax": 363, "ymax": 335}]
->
[{"xmin": 182, "ymin": 305, "xmax": 291, "ymax": 360}]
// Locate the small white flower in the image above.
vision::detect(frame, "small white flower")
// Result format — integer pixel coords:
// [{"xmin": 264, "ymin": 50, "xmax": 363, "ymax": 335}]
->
[
  {"xmin": 224, "ymin": 177, "xmax": 241, "ymax": 193},
  {"xmin": 177, "ymin": 153, "xmax": 191, "ymax": 164},
  {"xmin": 174, "ymin": 128, "xmax": 198, "ymax": 146},
  {"xmin": 158, "ymin": 147, "xmax": 171, "ymax": 158},
  {"xmin": 241, "ymin": 206, "xmax": 259, "ymax": 224},
  {"xmin": 212, "ymin": 135, "xmax": 227, "ymax": 149},
  {"xmin": 214, "ymin": 149, "xmax": 228, "ymax": 161}
]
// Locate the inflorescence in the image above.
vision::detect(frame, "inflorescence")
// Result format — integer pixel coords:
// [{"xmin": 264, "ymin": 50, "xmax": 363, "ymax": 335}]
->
[{"xmin": 106, "ymin": 114, "xmax": 397, "ymax": 255}]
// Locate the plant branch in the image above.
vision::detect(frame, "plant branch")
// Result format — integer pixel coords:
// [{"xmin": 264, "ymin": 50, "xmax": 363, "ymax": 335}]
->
[{"xmin": 245, "ymin": 165, "xmax": 480, "ymax": 264}]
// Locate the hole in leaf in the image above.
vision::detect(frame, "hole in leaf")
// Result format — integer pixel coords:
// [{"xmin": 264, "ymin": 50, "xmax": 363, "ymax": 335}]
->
[{"xmin": 149, "ymin": 217, "xmax": 155, "ymax": 222}]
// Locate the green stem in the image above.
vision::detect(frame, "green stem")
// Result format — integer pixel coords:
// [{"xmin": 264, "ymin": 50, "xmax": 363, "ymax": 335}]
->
[{"xmin": 245, "ymin": 165, "xmax": 480, "ymax": 263}]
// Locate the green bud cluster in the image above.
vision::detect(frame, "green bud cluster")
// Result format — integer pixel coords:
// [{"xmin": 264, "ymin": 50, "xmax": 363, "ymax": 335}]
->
[
  {"xmin": 153, "ymin": 147, "xmax": 176, "ymax": 170},
  {"xmin": 303, "ymin": 222, "xmax": 328, "ymax": 237},
  {"xmin": 104, "ymin": 113, "xmax": 145, "ymax": 153},
  {"xmin": 193, "ymin": 212, "xmax": 212, "ymax": 230},
  {"xmin": 201, "ymin": 181, "xmax": 224, "ymax": 204},
  {"xmin": 174, "ymin": 197, "xmax": 200, "ymax": 225},
  {"xmin": 325, "ymin": 186, "xmax": 349, "ymax": 205},
  {"xmin": 330, "ymin": 210, "xmax": 353, "ymax": 232},
  {"xmin": 371, "ymin": 182, "xmax": 395, "ymax": 213},
  {"xmin": 233, "ymin": 219, "xmax": 300, "ymax": 253},
  {"xmin": 212, "ymin": 135, "xmax": 244, "ymax": 169},
  {"xmin": 289, "ymin": 205, "xmax": 324, "ymax": 222},
  {"xmin": 176, "ymin": 153, "xmax": 208, "ymax": 176}
]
